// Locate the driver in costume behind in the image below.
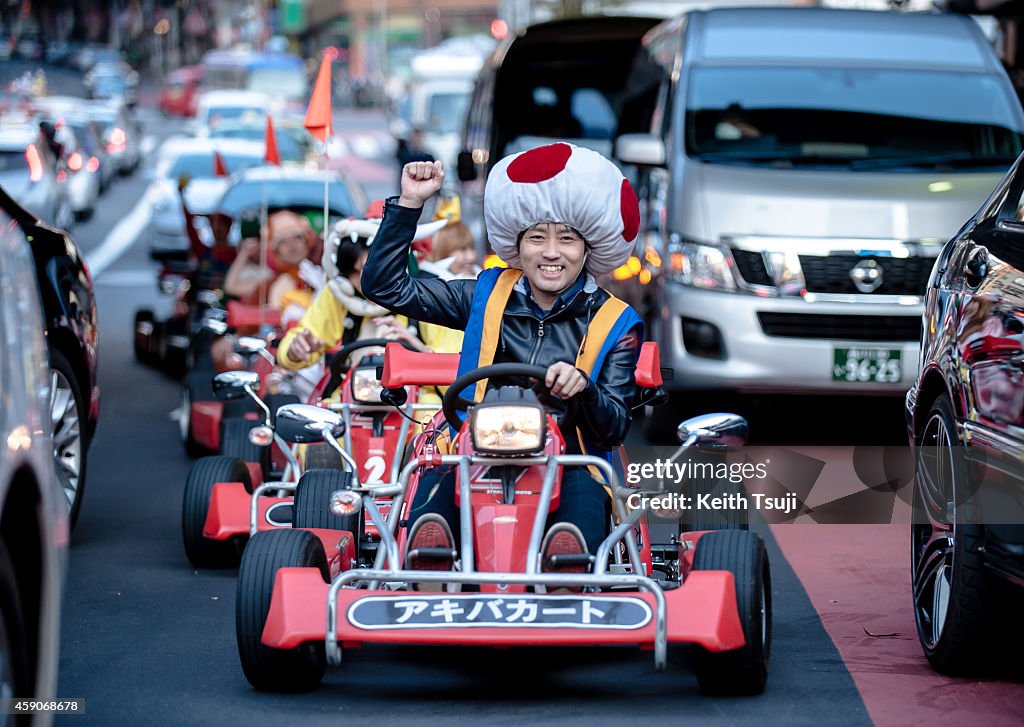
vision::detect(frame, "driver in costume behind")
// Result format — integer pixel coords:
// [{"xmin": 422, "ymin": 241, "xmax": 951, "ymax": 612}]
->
[{"xmin": 362, "ymin": 143, "xmax": 643, "ymax": 585}]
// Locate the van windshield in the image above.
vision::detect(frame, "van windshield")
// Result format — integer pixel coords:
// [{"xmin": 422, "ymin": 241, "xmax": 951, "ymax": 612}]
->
[
  {"xmin": 685, "ymin": 66, "xmax": 1024, "ymax": 170},
  {"xmin": 426, "ymin": 93, "xmax": 470, "ymax": 135}
]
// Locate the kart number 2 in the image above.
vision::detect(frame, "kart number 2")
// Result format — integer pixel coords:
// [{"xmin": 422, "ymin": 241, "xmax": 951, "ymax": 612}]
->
[{"xmin": 363, "ymin": 456, "xmax": 386, "ymax": 483}]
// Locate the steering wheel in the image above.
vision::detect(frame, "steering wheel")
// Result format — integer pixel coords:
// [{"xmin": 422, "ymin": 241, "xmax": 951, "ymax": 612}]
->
[
  {"xmin": 323, "ymin": 338, "xmax": 418, "ymax": 399},
  {"xmin": 442, "ymin": 363, "xmax": 580, "ymax": 435}
]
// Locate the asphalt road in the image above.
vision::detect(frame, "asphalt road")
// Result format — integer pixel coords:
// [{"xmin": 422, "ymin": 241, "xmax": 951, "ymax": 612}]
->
[{"xmin": 3, "ymin": 60, "xmax": 891, "ymax": 726}]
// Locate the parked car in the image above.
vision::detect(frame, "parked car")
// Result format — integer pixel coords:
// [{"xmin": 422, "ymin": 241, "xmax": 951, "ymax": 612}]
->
[
  {"xmin": 85, "ymin": 100, "xmax": 142, "ymax": 175},
  {"xmin": 906, "ymin": 151, "xmax": 1024, "ymax": 674},
  {"xmin": 191, "ymin": 90, "xmax": 273, "ymax": 138},
  {"xmin": 160, "ymin": 65, "xmax": 204, "ymax": 118},
  {"xmin": 0, "ymin": 184, "xmax": 67, "ymax": 712},
  {"xmin": 455, "ymin": 15, "xmax": 661, "ymax": 256},
  {"xmin": 86, "ymin": 68, "xmax": 138, "ymax": 107},
  {"xmin": 146, "ymin": 137, "xmax": 268, "ymax": 253},
  {"xmin": 609, "ymin": 8, "xmax": 1024, "ymax": 439},
  {"xmin": 0, "ymin": 185, "xmax": 100, "ymax": 528},
  {"xmin": 0, "ymin": 125, "xmax": 75, "ymax": 230},
  {"xmin": 51, "ymin": 122, "xmax": 100, "ymax": 220},
  {"xmin": 208, "ymin": 118, "xmax": 315, "ymax": 166},
  {"xmin": 212, "ymin": 165, "xmax": 368, "ymax": 238}
]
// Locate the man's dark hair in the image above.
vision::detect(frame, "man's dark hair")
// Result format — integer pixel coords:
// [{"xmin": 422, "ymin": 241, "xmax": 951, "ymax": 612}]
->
[{"xmin": 335, "ymin": 238, "xmax": 369, "ymax": 278}]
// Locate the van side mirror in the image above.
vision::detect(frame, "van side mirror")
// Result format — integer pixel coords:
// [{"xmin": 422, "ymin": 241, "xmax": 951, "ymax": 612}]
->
[
  {"xmin": 615, "ymin": 133, "xmax": 666, "ymax": 167},
  {"xmin": 457, "ymin": 150, "xmax": 477, "ymax": 182}
]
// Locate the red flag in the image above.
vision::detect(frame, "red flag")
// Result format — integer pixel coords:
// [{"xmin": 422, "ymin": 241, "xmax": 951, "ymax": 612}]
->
[
  {"xmin": 304, "ymin": 56, "xmax": 333, "ymax": 142},
  {"xmin": 212, "ymin": 151, "xmax": 228, "ymax": 177},
  {"xmin": 264, "ymin": 116, "xmax": 280, "ymax": 166}
]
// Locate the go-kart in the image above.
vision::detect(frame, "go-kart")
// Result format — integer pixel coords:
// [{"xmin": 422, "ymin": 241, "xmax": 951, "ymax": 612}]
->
[
  {"xmin": 182, "ymin": 339, "xmax": 445, "ymax": 568},
  {"xmin": 234, "ymin": 343, "xmax": 771, "ymax": 696}
]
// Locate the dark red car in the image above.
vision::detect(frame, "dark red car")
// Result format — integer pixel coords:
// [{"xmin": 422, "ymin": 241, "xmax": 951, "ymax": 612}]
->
[{"xmin": 159, "ymin": 65, "xmax": 203, "ymax": 118}]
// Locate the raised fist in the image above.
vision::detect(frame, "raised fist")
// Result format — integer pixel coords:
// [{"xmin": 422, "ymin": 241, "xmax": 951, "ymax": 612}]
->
[{"xmin": 398, "ymin": 160, "xmax": 444, "ymax": 209}]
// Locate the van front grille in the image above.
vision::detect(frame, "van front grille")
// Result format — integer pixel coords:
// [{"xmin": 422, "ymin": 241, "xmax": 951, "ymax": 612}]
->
[
  {"xmin": 799, "ymin": 255, "xmax": 933, "ymax": 295},
  {"xmin": 757, "ymin": 312, "xmax": 921, "ymax": 341}
]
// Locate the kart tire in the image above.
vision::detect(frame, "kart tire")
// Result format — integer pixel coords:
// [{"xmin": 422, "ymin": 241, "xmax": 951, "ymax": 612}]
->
[
  {"xmin": 236, "ymin": 529, "xmax": 328, "ymax": 692},
  {"xmin": 0, "ymin": 544, "xmax": 30, "ymax": 716},
  {"xmin": 692, "ymin": 529, "xmax": 770, "ymax": 696},
  {"xmin": 304, "ymin": 443, "xmax": 345, "ymax": 471},
  {"xmin": 682, "ymin": 450, "xmax": 749, "ymax": 532},
  {"xmin": 182, "ymin": 456, "xmax": 251, "ymax": 568},
  {"xmin": 162, "ymin": 316, "xmax": 189, "ymax": 379},
  {"xmin": 133, "ymin": 309, "xmax": 155, "ymax": 364},
  {"xmin": 220, "ymin": 418, "xmax": 269, "ymax": 477},
  {"xmin": 50, "ymin": 349, "xmax": 88, "ymax": 530},
  {"xmin": 912, "ymin": 394, "xmax": 994, "ymax": 673},
  {"xmin": 293, "ymin": 469, "xmax": 358, "ymax": 532},
  {"xmin": 181, "ymin": 375, "xmax": 213, "ymax": 459}
]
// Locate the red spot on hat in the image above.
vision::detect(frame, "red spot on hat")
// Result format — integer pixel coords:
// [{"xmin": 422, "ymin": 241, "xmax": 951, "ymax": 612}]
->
[
  {"xmin": 506, "ymin": 143, "xmax": 572, "ymax": 183},
  {"xmin": 620, "ymin": 179, "xmax": 639, "ymax": 242}
]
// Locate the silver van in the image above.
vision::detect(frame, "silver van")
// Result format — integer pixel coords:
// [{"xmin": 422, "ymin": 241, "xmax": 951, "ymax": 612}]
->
[{"xmin": 615, "ymin": 8, "xmax": 1024, "ymax": 435}]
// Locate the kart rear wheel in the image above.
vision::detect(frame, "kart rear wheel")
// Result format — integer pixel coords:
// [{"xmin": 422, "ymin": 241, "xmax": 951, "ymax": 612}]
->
[
  {"xmin": 293, "ymin": 470, "xmax": 358, "ymax": 532},
  {"xmin": 682, "ymin": 451, "xmax": 749, "ymax": 532},
  {"xmin": 692, "ymin": 529, "xmax": 770, "ymax": 696},
  {"xmin": 220, "ymin": 417, "xmax": 269, "ymax": 476},
  {"xmin": 236, "ymin": 529, "xmax": 328, "ymax": 692},
  {"xmin": 182, "ymin": 372, "xmax": 215, "ymax": 458},
  {"xmin": 133, "ymin": 309, "xmax": 155, "ymax": 364},
  {"xmin": 182, "ymin": 456, "xmax": 251, "ymax": 568}
]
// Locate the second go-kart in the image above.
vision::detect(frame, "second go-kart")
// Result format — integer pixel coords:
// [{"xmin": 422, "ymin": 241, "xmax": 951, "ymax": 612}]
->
[
  {"xmin": 234, "ymin": 343, "xmax": 771, "ymax": 696},
  {"xmin": 181, "ymin": 340, "xmax": 450, "ymax": 568}
]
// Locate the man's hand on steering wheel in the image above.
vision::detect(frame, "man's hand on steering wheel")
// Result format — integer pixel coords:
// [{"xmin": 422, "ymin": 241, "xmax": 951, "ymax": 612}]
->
[{"xmin": 545, "ymin": 361, "xmax": 588, "ymax": 400}]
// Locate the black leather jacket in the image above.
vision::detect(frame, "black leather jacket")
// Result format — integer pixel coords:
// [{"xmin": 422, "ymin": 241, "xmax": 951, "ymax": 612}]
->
[{"xmin": 363, "ymin": 200, "xmax": 639, "ymax": 452}]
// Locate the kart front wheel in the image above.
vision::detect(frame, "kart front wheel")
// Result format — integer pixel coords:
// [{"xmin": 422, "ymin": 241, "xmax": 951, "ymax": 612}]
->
[
  {"xmin": 692, "ymin": 529, "xmax": 771, "ymax": 696},
  {"xmin": 182, "ymin": 456, "xmax": 251, "ymax": 568},
  {"xmin": 236, "ymin": 529, "xmax": 328, "ymax": 692},
  {"xmin": 293, "ymin": 470, "xmax": 358, "ymax": 532}
]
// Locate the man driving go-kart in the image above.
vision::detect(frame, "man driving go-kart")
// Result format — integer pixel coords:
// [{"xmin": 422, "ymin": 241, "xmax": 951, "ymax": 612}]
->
[{"xmin": 363, "ymin": 143, "xmax": 642, "ymax": 583}]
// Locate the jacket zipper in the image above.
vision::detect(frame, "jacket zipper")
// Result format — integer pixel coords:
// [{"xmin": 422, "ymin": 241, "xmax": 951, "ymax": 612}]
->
[{"xmin": 528, "ymin": 318, "xmax": 545, "ymax": 366}]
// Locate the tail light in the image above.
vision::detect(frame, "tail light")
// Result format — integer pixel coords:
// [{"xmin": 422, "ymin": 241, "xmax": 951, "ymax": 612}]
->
[
  {"xmin": 86, "ymin": 156, "xmax": 99, "ymax": 173},
  {"xmin": 25, "ymin": 144, "xmax": 43, "ymax": 182},
  {"xmin": 68, "ymin": 152, "xmax": 83, "ymax": 171},
  {"xmin": 107, "ymin": 127, "xmax": 126, "ymax": 152}
]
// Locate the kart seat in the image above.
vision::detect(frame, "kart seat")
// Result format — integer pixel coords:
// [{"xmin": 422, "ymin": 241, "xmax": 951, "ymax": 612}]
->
[
  {"xmin": 380, "ymin": 343, "xmax": 459, "ymax": 388},
  {"xmin": 226, "ymin": 301, "xmax": 282, "ymax": 330}
]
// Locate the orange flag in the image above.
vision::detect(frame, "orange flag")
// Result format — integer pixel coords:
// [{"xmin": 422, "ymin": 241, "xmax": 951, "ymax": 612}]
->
[
  {"xmin": 212, "ymin": 150, "xmax": 228, "ymax": 177},
  {"xmin": 304, "ymin": 55, "xmax": 333, "ymax": 142},
  {"xmin": 264, "ymin": 116, "xmax": 280, "ymax": 166}
]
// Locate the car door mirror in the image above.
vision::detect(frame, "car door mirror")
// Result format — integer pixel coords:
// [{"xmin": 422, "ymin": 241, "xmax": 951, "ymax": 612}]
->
[
  {"xmin": 615, "ymin": 133, "xmax": 666, "ymax": 167},
  {"xmin": 275, "ymin": 403, "xmax": 346, "ymax": 443}
]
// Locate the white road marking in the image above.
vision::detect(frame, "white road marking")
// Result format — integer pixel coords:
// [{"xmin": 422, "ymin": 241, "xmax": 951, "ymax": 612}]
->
[
  {"xmin": 91, "ymin": 268, "xmax": 155, "ymax": 287},
  {"xmin": 85, "ymin": 196, "xmax": 151, "ymax": 278}
]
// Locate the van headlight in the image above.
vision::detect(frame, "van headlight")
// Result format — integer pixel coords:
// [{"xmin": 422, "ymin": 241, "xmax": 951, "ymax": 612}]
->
[
  {"xmin": 470, "ymin": 404, "xmax": 546, "ymax": 455},
  {"xmin": 668, "ymin": 240, "xmax": 737, "ymax": 291},
  {"xmin": 351, "ymin": 367, "xmax": 384, "ymax": 404}
]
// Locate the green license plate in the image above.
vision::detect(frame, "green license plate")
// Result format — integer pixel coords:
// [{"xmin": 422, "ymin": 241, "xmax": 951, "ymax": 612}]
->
[{"xmin": 832, "ymin": 347, "xmax": 902, "ymax": 383}]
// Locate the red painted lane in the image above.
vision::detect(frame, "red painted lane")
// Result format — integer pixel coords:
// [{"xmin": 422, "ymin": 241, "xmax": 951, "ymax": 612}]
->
[{"xmin": 772, "ymin": 524, "xmax": 1023, "ymax": 727}]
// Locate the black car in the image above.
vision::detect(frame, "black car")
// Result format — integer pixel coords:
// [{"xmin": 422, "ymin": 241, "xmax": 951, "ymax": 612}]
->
[
  {"xmin": 0, "ymin": 185, "xmax": 99, "ymax": 528},
  {"xmin": 906, "ymin": 153, "xmax": 1024, "ymax": 673}
]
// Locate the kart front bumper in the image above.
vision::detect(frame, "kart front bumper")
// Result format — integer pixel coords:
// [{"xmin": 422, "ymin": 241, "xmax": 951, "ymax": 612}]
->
[{"xmin": 261, "ymin": 566, "xmax": 745, "ymax": 669}]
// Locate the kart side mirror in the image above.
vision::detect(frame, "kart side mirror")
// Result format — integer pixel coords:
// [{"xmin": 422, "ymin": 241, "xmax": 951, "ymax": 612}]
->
[
  {"xmin": 632, "ymin": 386, "xmax": 668, "ymax": 411},
  {"xmin": 275, "ymin": 403, "xmax": 346, "ymax": 444},
  {"xmin": 457, "ymin": 150, "xmax": 476, "ymax": 182},
  {"xmin": 235, "ymin": 336, "xmax": 266, "ymax": 354},
  {"xmin": 677, "ymin": 413, "xmax": 748, "ymax": 450},
  {"xmin": 212, "ymin": 370, "xmax": 260, "ymax": 401},
  {"xmin": 380, "ymin": 387, "xmax": 407, "ymax": 408}
]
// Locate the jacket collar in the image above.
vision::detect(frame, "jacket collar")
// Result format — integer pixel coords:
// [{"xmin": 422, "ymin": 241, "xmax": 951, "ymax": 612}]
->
[{"xmin": 506, "ymin": 271, "xmax": 598, "ymax": 319}]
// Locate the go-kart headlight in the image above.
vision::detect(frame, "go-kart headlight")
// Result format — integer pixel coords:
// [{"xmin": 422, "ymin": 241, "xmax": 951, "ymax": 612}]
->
[
  {"xmin": 351, "ymin": 367, "xmax": 384, "ymax": 404},
  {"xmin": 470, "ymin": 404, "xmax": 546, "ymax": 456}
]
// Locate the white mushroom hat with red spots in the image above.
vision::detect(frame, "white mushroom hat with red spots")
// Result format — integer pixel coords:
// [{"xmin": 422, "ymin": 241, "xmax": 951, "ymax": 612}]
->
[{"xmin": 483, "ymin": 142, "xmax": 640, "ymax": 275}]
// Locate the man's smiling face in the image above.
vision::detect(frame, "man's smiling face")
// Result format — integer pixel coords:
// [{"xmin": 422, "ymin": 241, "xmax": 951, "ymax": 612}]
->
[{"xmin": 518, "ymin": 222, "xmax": 587, "ymax": 310}]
